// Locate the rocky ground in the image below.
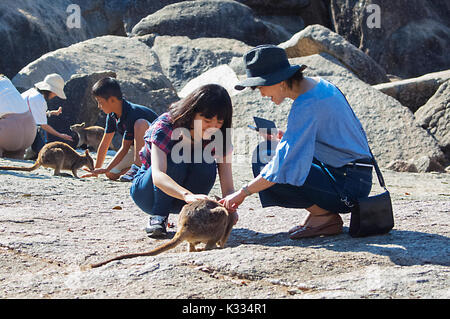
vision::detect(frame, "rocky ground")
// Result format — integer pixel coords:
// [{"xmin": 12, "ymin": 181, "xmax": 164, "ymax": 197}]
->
[{"xmin": 0, "ymin": 152, "xmax": 448, "ymax": 299}]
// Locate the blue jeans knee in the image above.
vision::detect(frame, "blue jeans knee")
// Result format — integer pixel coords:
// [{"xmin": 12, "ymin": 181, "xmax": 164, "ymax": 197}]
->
[{"xmin": 130, "ymin": 157, "xmax": 217, "ymax": 217}]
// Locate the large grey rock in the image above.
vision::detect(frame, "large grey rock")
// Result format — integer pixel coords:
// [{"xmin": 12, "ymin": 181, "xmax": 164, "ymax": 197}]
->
[
  {"xmin": 168, "ymin": 46, "xmax": 242, "ymax": 92},
  {"xmin": 12, "ymin": 36, "xmax": 178, "ymax": 117},
  {"xmin": 123, "ymin": 0, "xmax": 310, "ymax": 35},
  {"xmin": 73, "ymin": 0, "xmax": 127, "ymax": 36},
  {"xmin": 131, "ymin": 0, "xmax": 291, "ymax": 46},
  {"xmin": 0, "ymin": 0, "xmax": 88, "ymax": 78},
  {"xmin": 231, "ymin": 53, "xmax": 446, "ymax": 171},
  {"xmin": 256, "ymin": 15, "xmax": 305, "ymax": 37},
  {"xmin": 373, "ymin": 70, "xmax": 450, "ymax": 113},
  {"xmin": 151, "ymin": 36, "xmax": 252, "ymax": 93},
  {"xmin": 279, "ymin": 24, "xmax": 389, "ymax": 85},
  {"xmin": 122, "ymin": 0, "xmax": 184, "ymax": 33},
  {"xmin": 179, "ymin": 65, "xmax": 241, "ymax": 98},
  {"xmin": 235, "ymin": 0, "xmax": 310, "ymax": 13},
  {"xmin": 296, "ymin": 0, "xmax": 332, "ymax": 28},
  {"xmin": 233, "ymin": 0, "xmax": 312, "ymax": 36},
  {"xmin": 415, "ymin": 80, "xmax": 450, "ymax": 161},
  {"xmin": 0, "ymin": 0, "xmax": 126, "ymax": 79},
  {"xmin": 238, "ymin": 0, "xmax": 331, "ymax": 32},
  {"xmin": 330, "ymin": 0, "xmax": 450, "ymax": 79}
]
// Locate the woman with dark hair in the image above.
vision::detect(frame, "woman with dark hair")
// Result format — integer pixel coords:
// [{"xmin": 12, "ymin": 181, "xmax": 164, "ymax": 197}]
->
[
  {"xmin": 130, "ymin": 84, "xmax": 236, "ymax": 237},
  {"xmin": 220, "ymin": 45, "xmax": 374, "ymax": 239}
]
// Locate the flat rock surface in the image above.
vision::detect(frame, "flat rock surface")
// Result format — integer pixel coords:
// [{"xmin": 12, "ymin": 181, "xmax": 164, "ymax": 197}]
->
[{"xmin": 0, "ymin": 153, "xmax": 449, "ymax": 299}]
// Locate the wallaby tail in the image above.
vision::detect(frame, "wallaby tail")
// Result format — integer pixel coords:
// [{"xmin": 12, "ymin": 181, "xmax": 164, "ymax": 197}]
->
[
  {"xmin": 0, "ymin": 161, "xmax": 40, "ymax": 172},
  {"xmin": 90, "ymin": 232, "xmax": 186, "ymax": 268}
]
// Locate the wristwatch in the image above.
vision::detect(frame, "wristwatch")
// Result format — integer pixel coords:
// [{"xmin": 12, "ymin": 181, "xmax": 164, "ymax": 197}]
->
[{"xmin": 241, "ymin": 184, "xmax": 252, "ymax": 196}]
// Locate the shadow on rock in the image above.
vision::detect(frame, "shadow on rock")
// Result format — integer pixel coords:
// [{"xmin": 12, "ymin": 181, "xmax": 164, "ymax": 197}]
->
[
  {"xmin": 227, "ymin": 227, "xmax": 450, "ymax": 267},
  {"xmin": 0, "ymin": 170, "xmax": 51, "ymax": 180}
]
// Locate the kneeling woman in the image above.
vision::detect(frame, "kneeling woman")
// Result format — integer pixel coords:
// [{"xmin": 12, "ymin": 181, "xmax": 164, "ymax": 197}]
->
[
  {"xmin": 130, "ymin": 84, "xmax": 236, "ymax": 237},
  {"xmin": 221, "ymin": 45, "xmax": 374, "ymax": 239}
]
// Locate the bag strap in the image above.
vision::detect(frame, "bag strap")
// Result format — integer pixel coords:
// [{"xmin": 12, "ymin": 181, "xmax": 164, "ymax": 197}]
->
[
  {"xmin": 26, "ymin": 96, "xmax": 31, "ymax": 112},
  {"xmin": 318, "ymin": 148, "xmax": 387, "ymax": 194},
  {"xmin": 367, "ymin": 147, "xmax": 386, "ymax": 190},
  {"xmin": 317, "ymin": 161, "xmax": 355, "ymax": 208},
  {"xmin": 332, "ymin": 83, "xmax": 388, "ymax": 190},
  {"xmin": 318, "ymin": 155, "xmax": 388, "ymax": 209},
  {"xmin": 317, "ymin": 83, "xmax": 389, "ymax": 207}
]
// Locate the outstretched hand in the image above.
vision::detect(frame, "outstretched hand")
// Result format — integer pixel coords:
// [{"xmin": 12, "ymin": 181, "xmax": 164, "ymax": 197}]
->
[
  {"xmin": 81, "ymin": 167, "xmax": 107, "ymax": 178},
  {"xmin": 60, "ymin": 133, "xmax": 73, "ymax": 142},
  {"xmin": 219, "ymin": 191, "xmax": 245, "ymax": 213}
]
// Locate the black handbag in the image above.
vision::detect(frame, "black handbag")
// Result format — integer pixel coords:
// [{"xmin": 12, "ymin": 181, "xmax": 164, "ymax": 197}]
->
[
  {"xmin": 319, "ymin": 152, "xmax": 394, "ymax": 237},
  {"xmin": 320, "ymin": 84, "xmax": 394, "ymax": 237}
]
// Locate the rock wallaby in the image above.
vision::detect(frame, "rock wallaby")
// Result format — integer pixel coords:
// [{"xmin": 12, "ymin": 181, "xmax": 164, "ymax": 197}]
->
[
  {"xmin": 70, "ymin": 123, "xmax": 105, "ymax": 151},
  {"xmin": 0, "ymin": 141, "xmax": 94, "ymax": 178},
  {"xmin": 90, "ymin": 199, "xmax": 234, "ymax": 268}
]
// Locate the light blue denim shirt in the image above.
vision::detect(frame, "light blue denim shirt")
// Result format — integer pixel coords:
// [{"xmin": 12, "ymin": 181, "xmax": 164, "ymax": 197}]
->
[{"xmin": 260, "ymin": 78, "xmax": 371, "ymax": 187}]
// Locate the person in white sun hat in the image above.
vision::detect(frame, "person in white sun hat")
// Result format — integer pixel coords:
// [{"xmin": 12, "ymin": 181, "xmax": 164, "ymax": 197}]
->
[{"xmin": 21, "ymin": 73, "xmax": 73, "ymax": 159}]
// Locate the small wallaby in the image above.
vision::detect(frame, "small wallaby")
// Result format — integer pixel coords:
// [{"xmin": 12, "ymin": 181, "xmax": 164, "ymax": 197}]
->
[
  {"xmin": 0, "ymin": 141, "xmax": 95, "ymax": 178},
  {"xmin": 90, "ymin": 199, "xmax": 234, "ymax": 268},
  {"xmin": 70, "ymin": 122, "xmax": 105, "ymax": 151}
]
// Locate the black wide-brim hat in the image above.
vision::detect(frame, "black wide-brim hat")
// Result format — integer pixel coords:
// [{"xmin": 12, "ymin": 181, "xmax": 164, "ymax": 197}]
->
[{"xmin": 235, "ymin": 44, "xmax": 306, "ymax": 90}]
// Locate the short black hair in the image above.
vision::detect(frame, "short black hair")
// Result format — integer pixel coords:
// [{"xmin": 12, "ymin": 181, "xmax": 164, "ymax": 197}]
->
[
  {"xmin": 285, "ymin": 68, "xmax": 304, "ymax": 89},
  {"xmin": 92, "ymin": 77, "xmax": 122, "ymax": 100}
]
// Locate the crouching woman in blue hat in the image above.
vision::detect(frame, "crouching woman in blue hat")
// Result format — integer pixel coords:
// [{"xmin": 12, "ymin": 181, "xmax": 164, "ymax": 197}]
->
[{"xmin": 220, "ymin": 45, "xmax": 374, "ymax": 239}]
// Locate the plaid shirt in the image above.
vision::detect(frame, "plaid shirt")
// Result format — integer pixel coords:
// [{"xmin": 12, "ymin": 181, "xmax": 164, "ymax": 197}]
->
[
  {"xmin": 139, "ymin": 113, "xmax": 175, "ymax": 168},
  {"xmin": 139, "ymin": 112, "xmax": 225, "ymax": 169}
]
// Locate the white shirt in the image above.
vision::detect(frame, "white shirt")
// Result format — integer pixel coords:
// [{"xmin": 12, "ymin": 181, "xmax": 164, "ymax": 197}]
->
[
  {"xmin": 0, "ymin": 76, "xmax": 29, "ymax": 116},
  {"xmin": 21, "ymin": 88, "xmax": 48, "ymax": 125}
]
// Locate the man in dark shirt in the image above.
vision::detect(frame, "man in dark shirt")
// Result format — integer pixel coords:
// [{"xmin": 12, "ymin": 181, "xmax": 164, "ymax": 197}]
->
[{"xmin": 82, "ymin": 77, "xmax": 157, "ymax": 181}]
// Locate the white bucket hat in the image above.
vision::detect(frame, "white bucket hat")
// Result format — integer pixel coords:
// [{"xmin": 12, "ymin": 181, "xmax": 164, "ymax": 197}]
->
[{"xmin": 35, "ymin": 73, "xmax": 67, "ymax": 100}]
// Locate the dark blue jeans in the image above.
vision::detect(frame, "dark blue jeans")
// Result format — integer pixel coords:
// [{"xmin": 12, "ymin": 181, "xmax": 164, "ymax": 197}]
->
[
  {"xmin": 252, "ymin": 144, "xmax": 373, "ymax": 213},
  {"xmin": 130, "ymin": 156, "xmax": 217, "ymax": 217},
  {"xmin": 31, "ymin": 127, "xmax": 47, "ymax": 153}
]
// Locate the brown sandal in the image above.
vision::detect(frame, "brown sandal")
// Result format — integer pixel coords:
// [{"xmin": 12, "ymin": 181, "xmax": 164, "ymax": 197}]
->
[
  {"xmin": 288, "ymin": 212, "xmax": 341, "ymax": 236},
  {"xmin": 288, "ymin": 224, "xmax": 305, "ymax": 234},
  {"xmin": 289, "ymin": 223, "xmax": 343, "ymax": 239},
  {"xmin": 289, "ymin": 219, "xmax": 343, "ymax": 239}
]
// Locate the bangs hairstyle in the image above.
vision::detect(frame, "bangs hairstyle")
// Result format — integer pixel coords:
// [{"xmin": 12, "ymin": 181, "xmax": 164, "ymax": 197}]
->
[
  {"xmin": 169, "ymin": 84, "xmax": 233, "ymax": 154},
  {"xmin": 92, "ymin": 77, "xmax": 122, "ymax": 100}
]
